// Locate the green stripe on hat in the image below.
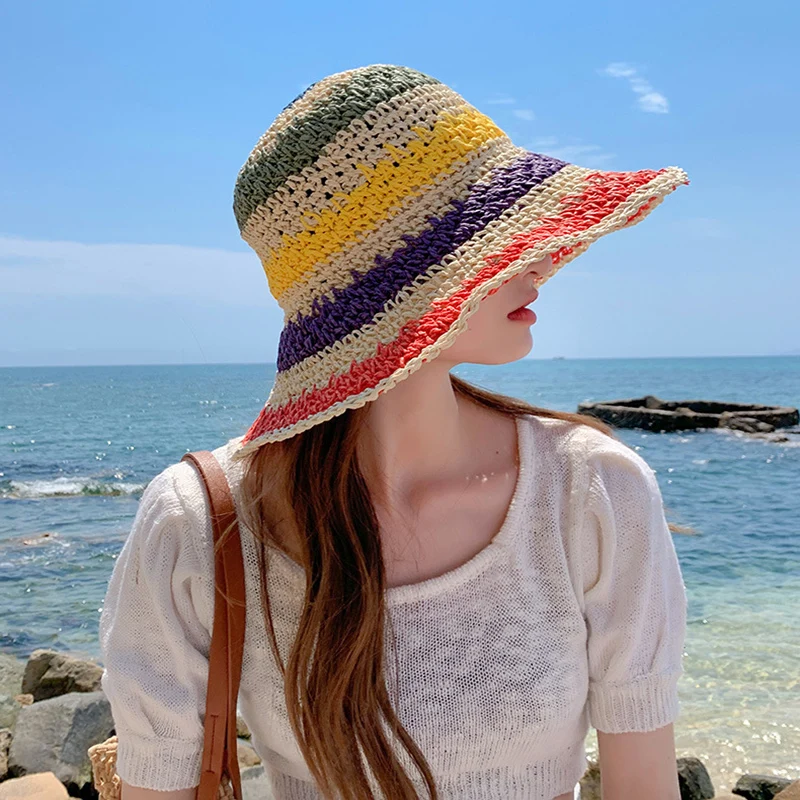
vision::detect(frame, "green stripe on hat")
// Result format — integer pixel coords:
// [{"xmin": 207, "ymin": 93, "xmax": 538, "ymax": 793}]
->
[{"xmin": 233, "ymin": 65, "xmax": 441, "ymax": 231}]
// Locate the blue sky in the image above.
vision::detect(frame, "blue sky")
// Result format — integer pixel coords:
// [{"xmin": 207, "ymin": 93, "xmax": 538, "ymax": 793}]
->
[{"xmin": 1, "ymin": 0, "xmax": 797, "ymax": 367}]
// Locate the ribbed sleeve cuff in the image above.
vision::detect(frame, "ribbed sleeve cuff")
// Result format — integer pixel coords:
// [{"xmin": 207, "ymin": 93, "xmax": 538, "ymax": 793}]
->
[
  {"xmin": 115, "ymin": 733, "xmax": 203, "ymax": 791},
  {"xmin": 588, "ymin": 672, "xmax": 681, "ymax": 733}
]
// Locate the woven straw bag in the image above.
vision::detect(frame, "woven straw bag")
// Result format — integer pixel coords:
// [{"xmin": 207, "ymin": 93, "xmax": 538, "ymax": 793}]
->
[{"xmin": 88, "ymin": 450, "xmax": 247, "ymax": 800}]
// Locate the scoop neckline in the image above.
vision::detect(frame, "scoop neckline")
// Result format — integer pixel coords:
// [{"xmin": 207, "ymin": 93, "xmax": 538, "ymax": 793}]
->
[{"xmin": 265, "ymin": 413, "xmax": 533, "ymax": 606}]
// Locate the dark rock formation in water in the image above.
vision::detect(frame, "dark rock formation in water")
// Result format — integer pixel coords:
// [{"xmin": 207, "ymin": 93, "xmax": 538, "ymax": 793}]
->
[
  {"xmin": 577, "ymin": 394, "xmax": 799, "ymax": 434},
  {"xmin": 677, "ymin": 756, "xmax": 715, "ymax": 799},
  {"xmin": 733, "ymin": 773, "xmax": 793, "ymax": 799}
]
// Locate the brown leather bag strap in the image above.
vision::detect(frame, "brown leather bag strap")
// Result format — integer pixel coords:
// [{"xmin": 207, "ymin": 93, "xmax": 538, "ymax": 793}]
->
[{"xmin": 180, "ymin": 450, "xmax": 246, "ymax": 800}]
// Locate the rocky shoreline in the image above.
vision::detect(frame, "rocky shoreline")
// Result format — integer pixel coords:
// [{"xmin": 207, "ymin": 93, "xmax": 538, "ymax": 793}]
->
[
  {"xmin": 576, "ymin": 394, "xmax": 800, "ymax": 436},
  {"xmin": 1, "ymin": 649, "xmax": 797, "ymax": 799}
]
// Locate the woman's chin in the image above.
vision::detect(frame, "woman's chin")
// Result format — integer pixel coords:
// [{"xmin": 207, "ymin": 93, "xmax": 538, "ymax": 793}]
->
[
  {"xmin": 513, "ymin": 338, "xmax": 535, "ymax": 362},
  {"xmin": 473, "ymin": 337, "xmax": 534, "ymax": 365}
]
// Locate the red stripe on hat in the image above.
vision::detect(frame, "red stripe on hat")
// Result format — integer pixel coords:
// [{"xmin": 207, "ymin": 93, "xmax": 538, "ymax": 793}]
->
[{"xmin": 483, "ymin": 168, "xmax": 660, "ymax": 272}]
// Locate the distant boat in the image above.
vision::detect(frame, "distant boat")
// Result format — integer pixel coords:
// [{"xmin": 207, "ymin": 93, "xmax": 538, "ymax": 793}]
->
[{"xmin": 552, "ymin": 356, "xmax": 566, "ymax": 360}]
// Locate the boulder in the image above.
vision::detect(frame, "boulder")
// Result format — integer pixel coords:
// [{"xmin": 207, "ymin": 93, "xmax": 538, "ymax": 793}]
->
[
  {"xmin": 0, "ymin": 655, "xmax": 25, "ymax": 696},
  {"xmin": 237, "ymin": 712, "xmax": 251, "ymax": 739},
  {"xmin": 240, "ymin": 764, "xmax": 276, "ymax": 800},
  {"xmin": 578, "ymin": 759, "xmax": 601, "ymax": 800},
  {"xmin": 0, "ymin": 699, "xmax": 20, "ymax": 739},
  {"xmin": 0, "ymin": 654, "xmax": 27, "ymax": 731},
  {"xmin": 237, "ymin": 738, "xmax": 262, "ymax": 767},
  {"xmin": 677, "ymin": 756, "xmax": 715, "ymax": 799},
  {"xmin": 0, "ymin": 728, "xmax": 11, "ymax": 781},
  {"xmin": 0, "ymin": 772, "xmax": 69, "ymax": 800},
  {"xmin": 21, "ymin": 650, "xmax": 103, "ymax": 702},
  {"xmin": 775, "ymin": 781, "xmax": 800, "ymax": 799},
  {"xmin": 733, "ymin": 774, "xmax": 793, "ymax": 800},
  {"xmin": 726, "ymin": 416, "xmax": 775, "ymax": 433},
  {"xmin": 6, "ymin": 691, "xmax": 113, "ymax": 794}
]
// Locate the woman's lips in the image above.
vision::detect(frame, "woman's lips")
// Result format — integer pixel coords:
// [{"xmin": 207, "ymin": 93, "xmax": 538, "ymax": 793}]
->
[{"xmin": 507, "ymin": 306, "xmax": 537, "ymax": 322}]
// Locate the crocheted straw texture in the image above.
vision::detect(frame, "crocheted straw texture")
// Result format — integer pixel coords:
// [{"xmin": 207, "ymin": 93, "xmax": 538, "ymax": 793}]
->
[{"xmin": 231, "ymin": 64, "xmax": 689, "ymax": 458}]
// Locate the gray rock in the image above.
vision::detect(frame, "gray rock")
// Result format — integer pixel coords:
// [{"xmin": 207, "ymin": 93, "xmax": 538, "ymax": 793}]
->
[
  {"xmin": 22, "ymin": 650, "xmax": 103, "ymax": 702},
  {"xmin": 237, "ymin": 737, "xmax": 262, "ymax": 767},
  {"xmin": 0, "ymin": 654, "xmax": 26, "ymax": 696},
  {"xmin": 0, "ymin": 654, "xmax": 27, "ymax": 730},
  {"xmin": 7, "ymin": 691, "xmax": 113, "ymax": 793},
  {"xmin": 727, "ymin": 416, "xmax": 775, "ymax": 433},
  {"xmin": 241, "ymin": 764, "xmax": 276, "ymax": 800},
  {"xmin": 237, "ymin": 712, "xmax": 252, "ymax": 739},
  {"xmin": 0, "ymin": 698, "xmax": 22, "ymax": 740},
  {"xmin": 0, "ymin": 728, "xmax": 11, "ymax": 781},
  {"xmin": 677, "ymin": 756, "xmax": 715, "ymax": 799},
  {"xmin": 733, "ymin": 774, "xmax": 793, "ymax": 800},
  {"xmin": 578, "ymin": 759, "xmax": 601, "ymax": 800}
]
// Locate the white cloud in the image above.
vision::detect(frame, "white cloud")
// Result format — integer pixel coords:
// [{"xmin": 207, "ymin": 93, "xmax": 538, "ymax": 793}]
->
[
  {"xmin": 599, "ymin": 62, "xmax": 670, "ymax": 114},
  {"xmin": 512, "ymin": 109, "xmax": 536, "ymax": 121},
  {"xmin": 602, "ymin": 62, "xmax": 637, "ymax": 79},
  {"xmin": 637, "ymin": 92, "xmax": 669, "ymax": 113},
  {"xmin": 0, "ymin": 235, "xmax": 269, "ymax": 305}
]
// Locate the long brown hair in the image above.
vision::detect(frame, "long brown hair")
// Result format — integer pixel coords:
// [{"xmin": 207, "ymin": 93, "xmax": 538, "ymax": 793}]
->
[{"xmin": 234, "ymin": 372, "xmax": 691, "ymax": 799}]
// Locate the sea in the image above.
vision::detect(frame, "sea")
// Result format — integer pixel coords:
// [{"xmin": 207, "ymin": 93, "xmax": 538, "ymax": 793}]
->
[{"xmin": 1, "ymin": 356, "xmax": 798, "ymax": 793}]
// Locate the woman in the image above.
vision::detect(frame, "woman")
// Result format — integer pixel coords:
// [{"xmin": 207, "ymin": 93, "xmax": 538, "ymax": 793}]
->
[{"xmin": 99, "ymin": 64, "xmax": 690, "ymax": 800}]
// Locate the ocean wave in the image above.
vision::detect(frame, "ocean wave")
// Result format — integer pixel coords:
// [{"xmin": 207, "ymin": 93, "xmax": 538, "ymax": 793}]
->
[{"xmin": 0, "ymin": 477, "xmax": 147, "ymax": 499}]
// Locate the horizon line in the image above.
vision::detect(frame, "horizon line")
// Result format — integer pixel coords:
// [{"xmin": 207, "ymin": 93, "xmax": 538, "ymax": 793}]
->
[{"xmin": 2, "ymin": 353, "xmax": 799, "ymax": 369}]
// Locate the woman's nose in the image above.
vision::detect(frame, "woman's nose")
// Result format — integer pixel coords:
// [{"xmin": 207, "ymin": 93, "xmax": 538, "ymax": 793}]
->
[
  {"xmin": 527, "ymin": 253, "xmax": 552, "ymax": 282},
  {"xmin": 526, "ymin": 266, "xmax": 544, "ymax": 285}
]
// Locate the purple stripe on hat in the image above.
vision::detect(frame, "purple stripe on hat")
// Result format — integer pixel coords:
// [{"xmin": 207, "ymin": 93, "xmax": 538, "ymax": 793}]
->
[{"xmin": 277, "ymin": 150, "xmax": 569, "ymax": 371}]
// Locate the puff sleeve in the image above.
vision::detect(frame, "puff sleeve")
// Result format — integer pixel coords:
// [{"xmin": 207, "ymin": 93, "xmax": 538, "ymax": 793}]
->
[
  {"xmin": 579, "ymin": 441, "xmax": 688, "ymax": 734},
  {"xmin": 98, "ymin": 463, "xmax": 215, "ymax": 790}
]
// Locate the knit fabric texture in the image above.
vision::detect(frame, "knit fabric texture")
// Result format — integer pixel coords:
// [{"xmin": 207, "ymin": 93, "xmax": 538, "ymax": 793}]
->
[
  {"xmin": 231, "ymin": 64, "xmax": 690, "ymax": 456},
  {"xmin": 98, "ymin": 414, "xmax": 688, "ymax": 799}
]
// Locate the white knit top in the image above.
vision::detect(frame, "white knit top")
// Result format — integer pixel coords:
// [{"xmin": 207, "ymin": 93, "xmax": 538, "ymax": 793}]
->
[{"xmin": 98, "ymin": 413, "xmax": 688, "ymax": 800}]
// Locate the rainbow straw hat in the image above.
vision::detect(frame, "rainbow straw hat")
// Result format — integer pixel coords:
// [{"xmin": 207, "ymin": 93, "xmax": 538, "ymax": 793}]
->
[{"xmin": 231, "ymin": 63, "xmax": 689, "ymax": 460}]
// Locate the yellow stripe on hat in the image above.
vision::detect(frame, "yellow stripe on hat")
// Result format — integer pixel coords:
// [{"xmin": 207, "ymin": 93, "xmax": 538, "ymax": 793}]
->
[{"xmin": 263, "ymin": 106, "xmax": 508, "ymax": 300}]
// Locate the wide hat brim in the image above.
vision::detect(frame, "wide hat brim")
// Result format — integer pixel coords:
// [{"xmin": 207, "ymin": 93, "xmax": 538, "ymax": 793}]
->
[{"xmin": 232, "ymin": 153, "xmax": 688, "ymax": 461}]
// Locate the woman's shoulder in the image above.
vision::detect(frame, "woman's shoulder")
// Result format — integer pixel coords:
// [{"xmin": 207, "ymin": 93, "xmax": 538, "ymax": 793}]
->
[
  {"xmin": 524, "ymin": 412, "xmax": 644, "ymax": 457},
  {"xmin": 142, "ymin": 435, "xmax": 249, "ymax": 542},
  {"xmin": 520, "ymin": 412, "xmax": 655, "ymax": 490},
  {"xmin": 520, "ymin": 411, "xmax": 625, "ymax": 458}
]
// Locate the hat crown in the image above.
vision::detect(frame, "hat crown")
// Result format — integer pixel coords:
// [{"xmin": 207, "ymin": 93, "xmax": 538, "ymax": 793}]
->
[
  {"xmin": 233, "ymin": 64, "xmax": 442, "ymax": 231},
  {"xmin": 232, "ymin": 64, "xmax": 516, "ymax": 311}
]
